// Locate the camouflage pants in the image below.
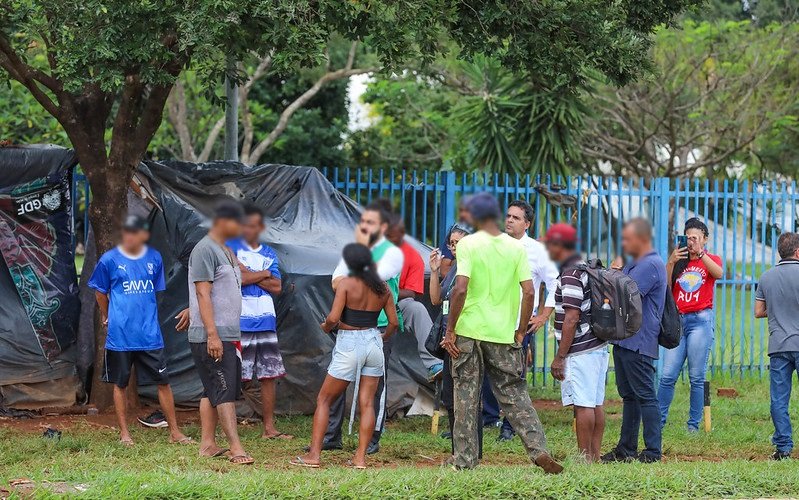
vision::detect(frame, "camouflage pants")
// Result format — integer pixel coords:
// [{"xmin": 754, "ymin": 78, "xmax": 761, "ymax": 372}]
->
[{"xmin": 451, "ymin": 336, "xmax": 548, "ymax": 469}]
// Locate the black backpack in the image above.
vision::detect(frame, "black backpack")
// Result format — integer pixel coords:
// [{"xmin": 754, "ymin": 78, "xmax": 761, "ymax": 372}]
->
[
  {"xmin": 658, "ymin": 289, "xmax": 682, "ymax": 348},
  {"xmin": 576, "ymin": 259, "xmax": 643, "ymax": 342}
]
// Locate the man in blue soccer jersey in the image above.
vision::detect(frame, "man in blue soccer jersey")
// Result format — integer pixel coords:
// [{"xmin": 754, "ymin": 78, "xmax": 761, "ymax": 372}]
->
[
  {"xmin": 88, "ymin": 215, "xmax": 189, "ymax": 446},
  {"xmin": 227, "ymin": 203, "xmax": 292, "ymax": 440}
]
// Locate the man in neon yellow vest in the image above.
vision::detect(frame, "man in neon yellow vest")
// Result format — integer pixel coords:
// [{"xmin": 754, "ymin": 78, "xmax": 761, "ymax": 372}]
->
[{"xmin": 323, "ymin": 202, "xmax": 403, "ymax": 454}]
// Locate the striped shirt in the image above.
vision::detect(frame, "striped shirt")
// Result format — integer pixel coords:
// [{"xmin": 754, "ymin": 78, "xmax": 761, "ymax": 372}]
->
[
  {"xmin": 554, "ymin": 254, "xmax": 606, "ymax": 356},
  {"xmin": 226, "ymin": 238, "xmax": 281, "ymax": 333}
]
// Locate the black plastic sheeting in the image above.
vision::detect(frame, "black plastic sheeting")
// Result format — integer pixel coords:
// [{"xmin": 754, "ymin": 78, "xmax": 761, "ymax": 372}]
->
[
  {"xmin": 0, "ymin": 145, "xmax": 78, "ymax": 386},
  {"xmin": 124, "ymin": 160, "xmax": 433, "ymax": 415}
]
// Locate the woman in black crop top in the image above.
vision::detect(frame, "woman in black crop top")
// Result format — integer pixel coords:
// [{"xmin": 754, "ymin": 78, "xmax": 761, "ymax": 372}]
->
[{"xmin": 292, "ymin": 244, "xmax": 398, "ymax": 470}]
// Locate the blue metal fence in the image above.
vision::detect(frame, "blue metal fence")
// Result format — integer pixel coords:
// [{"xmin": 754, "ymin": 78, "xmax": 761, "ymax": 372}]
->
[
  {"xmin": 323, "ymin": 168, "xmax": 799, "ymax": 383},
  {"xmin": 72, "ymin": 168, "xmax": 799, "ymax": 382}
]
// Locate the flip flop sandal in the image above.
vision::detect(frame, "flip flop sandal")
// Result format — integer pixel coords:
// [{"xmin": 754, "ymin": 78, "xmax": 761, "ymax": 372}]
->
[
  {"xmin": 290, "ymin": 456, "xmax": 320, "ymax": 468},
  {"xmin": 263, "ymin": 432, "xmax": 294, "ymax": 440},
  {"xmin": 229, "ymin": 454, "xmax": 255, "ymax": 465},
  {"xmin": 200, "ymin": 446, "xmax": 230, "ymax": 458},
  {"xmin": 346, "ymin": 460, "xmax": 367, "ymax": 470}
]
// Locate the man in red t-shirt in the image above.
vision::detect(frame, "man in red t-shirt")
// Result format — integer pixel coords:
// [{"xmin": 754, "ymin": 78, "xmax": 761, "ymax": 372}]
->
[{"xmin": 387, "ymin": 218, "xmax": 442, "ymax": 381}]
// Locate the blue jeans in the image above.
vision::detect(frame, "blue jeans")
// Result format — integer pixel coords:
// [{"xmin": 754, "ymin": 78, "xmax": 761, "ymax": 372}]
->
[
  {"xmin": 613, "ymin": 346, "xmax": 661, "ymax": 460},
  {"xmin": 657, "ymin": 309, "xmax": 714, "ymax": 430},
  {"xmin": 770, "ymin": 352, "xmax": 799, "ymax": 453}
]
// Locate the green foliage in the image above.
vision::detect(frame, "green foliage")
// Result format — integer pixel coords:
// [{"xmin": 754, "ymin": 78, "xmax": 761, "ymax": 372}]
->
[
  {"xmin": 347, "ymin": 74, "xmax": 456, "ymax": 168},
  {"xmin": 0, "ymin": 79, "xmax": 65, "ymax": 144},
  {"xmin": 580, "ymin": 20, "xmax": 799, "ymax": 178},
  {"xmin": 350, "ymin": 56, "xmax": 589, "ymax": 176}
]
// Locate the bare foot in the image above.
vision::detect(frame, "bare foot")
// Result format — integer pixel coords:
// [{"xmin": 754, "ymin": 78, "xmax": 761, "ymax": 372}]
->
[
  {"xmin": 120, "ymin": 436, "xmax": 134, "ymax": 447},
  {"xmin": 262, "ymin": 431, "xmax": 294, "ymax": 440}
]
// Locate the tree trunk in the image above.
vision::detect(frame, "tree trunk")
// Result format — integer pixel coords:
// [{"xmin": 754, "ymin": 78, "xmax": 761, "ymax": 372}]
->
[{"xmin": 84, "ymin": 156, "xmax": 133, "ymax": 410}]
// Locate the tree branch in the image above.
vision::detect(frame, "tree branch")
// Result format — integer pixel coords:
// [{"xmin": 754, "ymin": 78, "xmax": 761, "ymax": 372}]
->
[
  {"xmin": 247, "ymin": 65, "xmax": 376, "ymax": 165},
  {"xmin": 166, "ymin": 80, "xmax": 197, "ymax": 161}
]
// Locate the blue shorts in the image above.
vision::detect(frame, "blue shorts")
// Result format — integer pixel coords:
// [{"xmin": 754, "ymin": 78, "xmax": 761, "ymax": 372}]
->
[
  {"xmin": 561, "ymin": 347, "xmax": 609, "ymax": 408},
  {"xmin": 328, "ymin": 328, "xmax": 384, "ymax": 381}
]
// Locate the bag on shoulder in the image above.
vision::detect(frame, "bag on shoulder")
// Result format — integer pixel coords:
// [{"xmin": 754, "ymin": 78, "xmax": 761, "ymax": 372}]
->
[
  {"xmin": 577, "ymin": 259, "xmax": 643, "ymax": 342},
  {"xmin": 658, "ymin": 289, "xmax": 682, "ymax": 348},
  {"xmin": 425, "ymin": 313, "xmax": 447, "ymax": 359}
]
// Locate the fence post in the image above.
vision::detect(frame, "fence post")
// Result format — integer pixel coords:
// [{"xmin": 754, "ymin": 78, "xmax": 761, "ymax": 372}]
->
[
  {"xmin": 654, "ymin": 177, "xmax": 671, "ymax": 259},
  {"xmin": 440, "ymin": 171, "xmax": 457, "ymax": 242},
  {"xmin": 654, "ymin": 177, "xmax": 671, "ymax": 376}
]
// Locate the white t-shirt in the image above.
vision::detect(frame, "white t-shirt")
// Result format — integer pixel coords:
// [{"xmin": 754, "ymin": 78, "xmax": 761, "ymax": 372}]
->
[{"xmin": 520, "ymin": 233, "xmax": 559, "ymax": 309}]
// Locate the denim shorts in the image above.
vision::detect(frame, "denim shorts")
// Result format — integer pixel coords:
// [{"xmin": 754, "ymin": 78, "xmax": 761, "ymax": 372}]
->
[
  {"xmin": 561, "ymin": 347, "xmax": 610, "ymax": 408},
  {"xmin": 327, "ymin": 328, "xmax": 385, "ymax": 381}
]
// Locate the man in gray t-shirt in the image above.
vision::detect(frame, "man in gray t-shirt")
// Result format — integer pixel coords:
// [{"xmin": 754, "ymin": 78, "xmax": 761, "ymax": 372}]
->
[
  {"xmin": 755, "ymin": 231, "xmax": 799, "ymax": 460},
  {"xmin": 185, "ymin": 201, "xmax": 253, "ymax": 465},
  {"xmin": 188, "ymin": 235, "xmax": 243, "ymax": 343}
]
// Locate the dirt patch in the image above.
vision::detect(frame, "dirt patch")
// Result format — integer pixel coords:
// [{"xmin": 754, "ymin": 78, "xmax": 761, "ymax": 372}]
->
[{"xmin": 0, "ymin": 407, "xmax": 199, "ymax": 434}]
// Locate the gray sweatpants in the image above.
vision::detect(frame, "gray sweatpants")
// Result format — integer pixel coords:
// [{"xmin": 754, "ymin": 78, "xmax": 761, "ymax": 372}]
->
[{"xmin": 398, "ymin": 298, "xmax": 440, "ymax": 369}]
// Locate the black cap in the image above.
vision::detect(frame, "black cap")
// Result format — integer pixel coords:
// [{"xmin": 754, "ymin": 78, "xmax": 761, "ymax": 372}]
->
[
  {"xmin": 122, "ymin": 214, "xmax": 150, "ymax": 232},
  {"xmin": 213, "ymin": 200, "xmax": 245, "ymax": 222}
]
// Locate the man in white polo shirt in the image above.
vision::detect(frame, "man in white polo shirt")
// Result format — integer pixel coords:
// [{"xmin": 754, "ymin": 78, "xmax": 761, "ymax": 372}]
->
[{"xmin": 497, "ymin": 199, "xmax": 559, "ymax": 441}]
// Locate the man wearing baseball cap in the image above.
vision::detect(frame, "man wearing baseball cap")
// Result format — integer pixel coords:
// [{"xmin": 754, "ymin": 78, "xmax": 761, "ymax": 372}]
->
[
  {"xmin": 88, "ymin": 214, "xmax": 190, "ymax": 447},
  {"xmin": 442, "ymin": 192, "xmax": 562, "ymax": 473},
  {"xmin": 545, "ymin": 222, "xmax": 609, "ymax": 463}
]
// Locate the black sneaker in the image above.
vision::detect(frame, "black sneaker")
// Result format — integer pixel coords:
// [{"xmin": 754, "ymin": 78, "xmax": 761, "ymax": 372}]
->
[
  {"xmin": 772, "ymin": 450, "xmax": 792, "ymax": 460},
  {"xmin": 138, "ymin": 410, "xmax": 168, "ymax": 428},
  {"xmin": 497, "ymin": 428, "xmax": 515, "ymax": 442},
  {"xmin": 600, "ymin": 448, "xmax": 636, "ymax": 463},
  {"xmin": 638, "ymin": 453, "xmax": 661, "ymax": 463}
]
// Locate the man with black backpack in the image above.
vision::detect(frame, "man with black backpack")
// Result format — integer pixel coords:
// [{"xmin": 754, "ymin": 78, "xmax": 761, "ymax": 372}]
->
[
  {"xmin": 545, "ymin": 223, "xmax": 609, "ymax": 463},
  {"xmin": 601, "ymin": 218, "xmax": 667, "ymax": 464}
]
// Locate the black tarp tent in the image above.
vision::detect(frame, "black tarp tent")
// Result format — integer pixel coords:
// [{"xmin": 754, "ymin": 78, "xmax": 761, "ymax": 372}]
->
[
  {"xmin": 1, "ymin": 146, "xmax": 434, "ymax": 415},
  {"xmin": 85, "ymin": 159, "xmax": 435, "ymax": 415},
  {"xmin": 0, "ymin": 145, "xmax": 82, "ymax": 409}
]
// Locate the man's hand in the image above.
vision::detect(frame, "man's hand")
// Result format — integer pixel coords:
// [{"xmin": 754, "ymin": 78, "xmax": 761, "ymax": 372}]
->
[
  {"xmin": 207, "ymin": 334, "xmax": 223, "ymax": 361},
  {"xmin": 551, "ymin": 355, "xmax": 566, "ymax": 381},
  {"xmin": 441, "ymin": 329, "xmax": 460, "ymax": 358},
  {"xmin": 610, "ymin": 255, "xmax": 624, "ymax": 270},
  {"xmin": 355, "ymin": 226, "xmax": 371, "ymax": 246},
  {"xmin": 527, "ymin": 315, "xmax": 548, "ymax": 335},
  {"xmin": 175, "ymin": 308, "xmax": 190, "ymax": 331},
  {"xmin": 514, "ymin": 328, "xmax": 526, "ymax": 346},
  {"xmin": 320, "ymin": 320, "xmax": 337, "ymax": 333}
]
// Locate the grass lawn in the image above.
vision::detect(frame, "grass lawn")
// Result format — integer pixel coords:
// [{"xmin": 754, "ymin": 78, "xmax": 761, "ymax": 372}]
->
[{"xmin": 2, "ymin": 375, "xmax": 797, "ymax": 499}]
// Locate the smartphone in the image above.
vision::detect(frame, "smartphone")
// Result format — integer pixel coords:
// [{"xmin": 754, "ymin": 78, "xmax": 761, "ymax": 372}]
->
[{"xmin": 676, "ymin": 235, "xmax": 687, "ymax": 250}]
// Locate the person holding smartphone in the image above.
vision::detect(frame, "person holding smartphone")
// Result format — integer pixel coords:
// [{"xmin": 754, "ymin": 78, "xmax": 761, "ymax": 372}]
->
[{"xmin": 659, "ymin": 217, "xmax": 723, "ymax": 432}]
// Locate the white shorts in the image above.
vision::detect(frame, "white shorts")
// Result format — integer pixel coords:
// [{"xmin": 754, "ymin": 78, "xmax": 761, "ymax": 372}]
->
[{"xmin": 560, "ymin": 347, "xmax": 609, "ymax": 408}]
